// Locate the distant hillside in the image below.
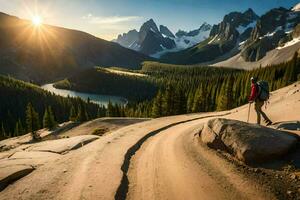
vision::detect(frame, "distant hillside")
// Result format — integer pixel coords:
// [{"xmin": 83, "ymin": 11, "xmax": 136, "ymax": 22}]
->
[
  {"xmin": 54, "ymin": 67, "xmax": 158, "ymax": 102},
  {"xmin": 0, "ymin": 12, "xmax": 152, "ymax": 83}
]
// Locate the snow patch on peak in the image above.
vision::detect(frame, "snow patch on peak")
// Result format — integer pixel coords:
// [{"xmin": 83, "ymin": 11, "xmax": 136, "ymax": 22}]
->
[
  {"xmin": 236, "ymin": 21, "xmax": 256, "ymax": 34},
  {"xmin": 277, "ymin": 36, "xmax": 300, "ymax": 50},
  {"xmin": 259, "ymin": 26, "xmax": 283, "ymax": 39},
  {"xmin": 292, "ymin": 3, "xmax": 300, "ymax": 12},
  {"xmin": 174, "ymin": 29, "xmax": 210, "ymax": 49}
]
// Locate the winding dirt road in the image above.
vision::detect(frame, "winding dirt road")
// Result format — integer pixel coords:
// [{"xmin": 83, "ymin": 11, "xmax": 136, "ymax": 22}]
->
[{"xmin": 126, "ymin": 118, "xmax": 275, "ymax": 200}]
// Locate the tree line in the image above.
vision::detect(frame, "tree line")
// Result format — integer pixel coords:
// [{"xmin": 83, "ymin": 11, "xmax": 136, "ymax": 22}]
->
[{"xmin": 0, "ymin": 76, "xmax": 106, "ymax": 140}]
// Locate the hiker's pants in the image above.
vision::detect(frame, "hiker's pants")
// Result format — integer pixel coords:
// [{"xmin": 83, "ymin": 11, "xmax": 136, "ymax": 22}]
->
[{"xmin": 254, "ymin": 100, "xmax": 271, "ymax": 125}]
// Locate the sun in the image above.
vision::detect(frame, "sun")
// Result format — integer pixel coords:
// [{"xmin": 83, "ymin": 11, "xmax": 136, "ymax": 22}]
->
[{"xmin": 32, "ymin": 15, "xmax": 43, "ymax": 26}]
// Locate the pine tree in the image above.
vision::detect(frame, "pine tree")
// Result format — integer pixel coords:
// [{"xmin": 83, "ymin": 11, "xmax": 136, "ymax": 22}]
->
[
  {"xmin": 0, "ymin": 123, "xmax": 5, "ymax": 138},
  {"xmin": 18, "ymin": 120, "xmax": 24, "ymax": 135},
  {"xmin": 186, "ymin": 91, "xmax": 194, "ymax": 113},
  {"xmin": 43, "ymin": 106, "xmax": 56, "ymax": 129},
  {"xmin": 48, "ymin": 106, "xmax": 56, "ymax": 128},
  {"xmin": 172, "ymin": 87, "xmax": 186, "ymax": 115},
  {"xmin": 151, "ymin": 90, "xmax": 163, "ymax": 117},
  {"xmin": 106, "ymin": 101, "xmax": 114, "ymax": 117},
  {"xmin": 226, "ymin": 75, "xmax": 234, "ymax": 109},
  {"xmin": 162, "ymin": 85, "xmax": 174, "ymax": 116},
  {"xmin": 77, "ymin": 104, "xmax": 88, "ymax": 122},
  {"xmin": 14, "ymin": 122, "xmax": 19, "ymax": 137},
  {"xmin": 43, "ymin": 107, "xmax": 50, "ymax": 128},
  {"xmin": 216, "ymin": 79, "xmax": 228, "ymax": 111},
  {"xmin": 283, "ymin": 64, "xmax": 292, "ymax": 84},
  {"xmin": 26, "ymin": 103, "xmax": 40, "ymax": 140},
  {"xmin": 97, "ymin": 107, "xmax": 101, "ymax": 118},
  {"xmin": 69, "ymin": 106, "xmax": 77, "ymax": 121},
  {"xmin": 192, "ymin": 86, "xmax": 204, "ymax": 113},
  {"xmin": 283, "ymin": 54, "xmax": 297, "ymax": 85}
]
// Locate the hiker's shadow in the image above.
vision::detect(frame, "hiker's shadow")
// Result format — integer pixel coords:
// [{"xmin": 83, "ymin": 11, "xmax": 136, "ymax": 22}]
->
[
  {"xmin": 250, "ymin": 121, "xmax": 300, "ymax": 170},
  {"xmin": 272, "ymin": 121, "xmax": 300, "ymax": 131}
]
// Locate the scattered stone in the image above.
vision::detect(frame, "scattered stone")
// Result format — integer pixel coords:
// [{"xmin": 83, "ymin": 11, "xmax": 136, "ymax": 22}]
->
[
  {"xmin": 63, "ymin": 169, "xmax": 68, "ymax": 173},
  {"xmin": 200, "ymin": 118, "xmax": 298, "ymax": 164}
]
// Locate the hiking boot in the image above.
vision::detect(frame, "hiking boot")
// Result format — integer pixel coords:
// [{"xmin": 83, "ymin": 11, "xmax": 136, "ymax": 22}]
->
[{"xmin": 266, "ymin": 121, "xmax": 273, "ymax": 126}]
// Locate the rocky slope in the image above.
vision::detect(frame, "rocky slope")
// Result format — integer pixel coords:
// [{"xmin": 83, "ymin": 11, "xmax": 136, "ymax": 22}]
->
[
  {"xmin": 161, "ymin": 4, "xmax": 300, "ymax": 67},
  {"xmin": 160, "ymin": 8, "xmax": 259, "ymax": 64},
  {"xmin": 213, "ymin": 24, "xmax": 300, "ymax": 69},
  {"xmin": 0, "ymin": 12, "xmax": 152, "ymax": 83},
  {"xmin": 241, "ymin": 7, "xmax": 300, "ymax": 62}
]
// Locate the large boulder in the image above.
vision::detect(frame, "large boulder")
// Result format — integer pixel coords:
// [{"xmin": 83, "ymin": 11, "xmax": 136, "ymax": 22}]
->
[{"xmin": 200, "ymin": 118, "xmax": 299, "ymax": 164}]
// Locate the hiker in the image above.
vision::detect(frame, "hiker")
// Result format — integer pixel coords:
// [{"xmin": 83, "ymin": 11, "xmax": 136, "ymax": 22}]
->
[{"xmin": 249, "ymin": 77, "xmax": 272, "ymax": 125}]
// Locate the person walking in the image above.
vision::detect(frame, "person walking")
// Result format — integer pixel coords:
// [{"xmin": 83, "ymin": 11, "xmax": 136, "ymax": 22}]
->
[{"xmin": 248, "ymin": 77, "xmax": 272, "ymax": 125}]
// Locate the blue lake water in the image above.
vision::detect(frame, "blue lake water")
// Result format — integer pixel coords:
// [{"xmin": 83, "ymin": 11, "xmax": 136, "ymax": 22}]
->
[{"xmin": 41, "ymin": 84, "xmax": 127, "ymax": 107}]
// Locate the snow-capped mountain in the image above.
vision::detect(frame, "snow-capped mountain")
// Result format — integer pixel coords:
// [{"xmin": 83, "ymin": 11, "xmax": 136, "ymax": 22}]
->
[
  {"xmin": 292, "ymin": 3, "xmax": 300, "ymax": 12},
  {"xmin": 114, "ymin": 3, "xmax": 300, "ymax": 65},
  {"xmin": 208, "ymin": 8, "xmax": 259, "ymax": 46},
  {"xmin": 241, "ymin": 6, "xmax": 300, "ymax": 61},
  {"xmin": 113, "ymin": 19, "xmax": 176, "ymax": 56},
  {"xmin": 160, "ymin": 4, "xmax": 300, "ymax": 67},
  {"xmin": 160, "ymin": 8, "xmax": 259, "ymax": 64},
  {"xmin": 174, "ymin": 23, "xmax": 212, "ymax": 49},
  {"xmin": 113, "ymin": 20, "xmax": 212, "ymax": 57}
]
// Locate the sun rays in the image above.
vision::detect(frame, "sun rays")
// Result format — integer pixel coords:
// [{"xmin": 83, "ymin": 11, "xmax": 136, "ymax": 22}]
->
[{"xmin": 32, "ymin": 15, "xmax": 43, "ymax": 26}]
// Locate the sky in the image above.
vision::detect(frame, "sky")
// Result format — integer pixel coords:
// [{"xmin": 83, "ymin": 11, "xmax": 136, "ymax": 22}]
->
[{"xmin": 0, "ymin": 0, "xmax": 298, "ymax": 40}]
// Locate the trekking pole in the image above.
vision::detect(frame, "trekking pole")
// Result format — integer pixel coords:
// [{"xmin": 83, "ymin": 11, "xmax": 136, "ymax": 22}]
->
[{"xmin": 247, "ymin": 103, "xmax": 251, "ymax": 123}]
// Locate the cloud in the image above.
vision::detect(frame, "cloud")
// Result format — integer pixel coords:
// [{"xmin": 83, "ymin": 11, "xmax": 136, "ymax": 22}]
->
[{"xmin": 82, "ymin": 14, "xmax": 142, "ymax": 24}]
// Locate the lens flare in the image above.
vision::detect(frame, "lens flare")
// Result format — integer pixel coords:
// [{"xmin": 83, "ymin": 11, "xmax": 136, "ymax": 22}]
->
[{"xmin": 32, "ymin": 15, "xmax": 43, "ymax": 26}]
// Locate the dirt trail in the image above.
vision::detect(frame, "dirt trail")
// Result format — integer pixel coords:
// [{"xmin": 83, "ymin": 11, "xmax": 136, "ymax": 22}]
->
[
  {"xmin": 126, "ymin": 118, "xmax": 275, "ymax": 200},
  {"xmin": 0, "ymin": 113, "xmax": 229, "ymax": 200}
]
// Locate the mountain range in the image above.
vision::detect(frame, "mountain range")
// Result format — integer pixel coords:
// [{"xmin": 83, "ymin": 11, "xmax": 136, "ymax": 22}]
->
[
  {"xmin": 115, "ymin": 4, "xmax": 300, "ymax": 68},
  {"xmin": 0, "ymin": 12, "xmax": 152, "ymax": 83},
  {"xmin": 113, "ymin": 20, "xmax": 212, "ymax": 57}
]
